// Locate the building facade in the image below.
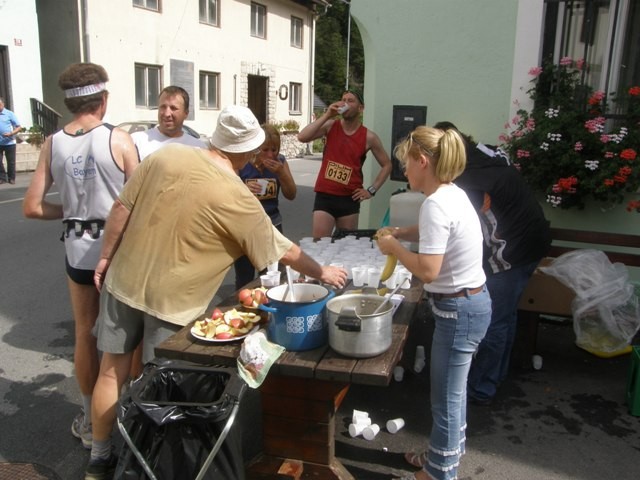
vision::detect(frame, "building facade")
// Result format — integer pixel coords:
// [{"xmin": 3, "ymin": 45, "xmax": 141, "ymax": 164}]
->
[
  {"xmin": 350, "ymin": 0, "xmax": 639, "ymax": 235},
  {"xmin": 35, "ymin": 0, "xmax": 327, "ymax": 136}
]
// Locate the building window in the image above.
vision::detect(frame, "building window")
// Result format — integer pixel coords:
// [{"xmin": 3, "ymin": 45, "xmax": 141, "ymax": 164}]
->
[
  {"xmin": 133, "ymin": 0, "xmax": 160, "ymax": 11},
  {"xmin": 542, "ymin": 0, "xmax": 639, "ymax": 107},
  {"xmin": 251, "ymin": 2, "xmax": 266, "ymax": 39},
  {"xmin": 135, "ymin": 64, "xmax": 162, "ymax": 108},
  {"xmin": 199, "ymin": 0, "xmax": 219, "ymax": 26},
  {"xmin": 291, "ymin": 16, "xmax": 303, "ymax": 48},
  {"xmin": 289, "ymin": 82, "xmax": 302, "ymax": 114},
  {"xmin": 199, "ymin": 71, "xmax": 220, "ymax": 109}
]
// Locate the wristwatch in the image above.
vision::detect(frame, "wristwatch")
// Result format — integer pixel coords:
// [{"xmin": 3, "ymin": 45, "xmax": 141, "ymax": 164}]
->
[{"xmin": 367, "ymin": 186, "xmax": 377, "ymax": 196}]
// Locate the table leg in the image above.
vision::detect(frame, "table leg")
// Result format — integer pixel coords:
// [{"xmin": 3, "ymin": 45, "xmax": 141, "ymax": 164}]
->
[{"xmin": 246, "ymin": 375, "xmax": 353, "ymax": 480}]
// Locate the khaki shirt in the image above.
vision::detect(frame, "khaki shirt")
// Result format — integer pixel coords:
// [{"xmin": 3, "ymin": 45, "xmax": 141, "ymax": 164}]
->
[{"xmin": 105, "ymin": 144, "xmax": 292, "ymax": 326}]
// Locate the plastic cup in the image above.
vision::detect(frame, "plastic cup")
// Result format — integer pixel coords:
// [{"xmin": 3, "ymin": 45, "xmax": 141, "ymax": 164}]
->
[
  {"xmin": 366, "ymin": 267, "xmax": 382, "ymax": 288},
  {"xmin": 396, "ymin": 269, "xmax": 412, "ymax": 289},
  {"xmin": 532, "ymin": 354, "xmax": 543, "ymax": 370},
  {"xmin": 352, "ymin": 267, "xmax": 367, "ymax": 287},
  {"xmin": 256, "ymin": 178, "xmax": 268, "ymax": 195},
  {"xmin": 384, "ymin": 270, "xmax": 399, "ymax": 289},
  {"xmin": 267, "ymin": 271, "xmax": 281, "ymax": 286},
  {"xmin": 386, "ymin": 418, "xmax": 405, "ymax": 434},
  {"xmin": 348, "ymin": 423, "xmax": 367, "ymax": 437},
  {"xmin": 393, "ymin": 365, "xmax": 404, "ymax": 382},
  {"xmin": 267, "ymin": 262, "xmax": 279, "ymax": 272},
  {"xmin": 362, "ymin": 424, "xmax": 380, "ymax": 441},
  {"xmin": 352, "ymin": 409, "xmax": 369, "ymax": 424},
  {"xmin": 287, "ymin": 269, "xmax": 301, "ymax": 283}
]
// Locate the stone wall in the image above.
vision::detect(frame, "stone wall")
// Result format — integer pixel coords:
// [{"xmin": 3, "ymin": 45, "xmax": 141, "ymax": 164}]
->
[
  {"xmin": 281, "ymin": 131, "xmax": 309, "ymax": 158},
  {"xmin": 16, "ymin": 143, "xmax": 40, "ymax": 172}
]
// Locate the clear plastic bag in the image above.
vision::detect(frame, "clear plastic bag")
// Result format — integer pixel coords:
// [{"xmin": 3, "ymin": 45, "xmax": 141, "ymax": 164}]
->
[{"xmin": 539, "ymin": 249, "xmax": 640, "ymax": 354}]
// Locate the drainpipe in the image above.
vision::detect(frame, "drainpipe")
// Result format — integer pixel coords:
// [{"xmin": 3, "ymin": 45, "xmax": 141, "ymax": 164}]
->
[
  {"xmin": 233, "ymin": 74, "xmax": 237, "ymax": 105},
  {"xmin": 80, "ymin": 0, "xmax": 90, "ymax": 61}
]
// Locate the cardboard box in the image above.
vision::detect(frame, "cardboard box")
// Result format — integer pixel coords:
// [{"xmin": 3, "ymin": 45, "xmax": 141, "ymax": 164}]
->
[{"xmin": 517, "ymin": 258, "xmax": 575, "ymax": 316}]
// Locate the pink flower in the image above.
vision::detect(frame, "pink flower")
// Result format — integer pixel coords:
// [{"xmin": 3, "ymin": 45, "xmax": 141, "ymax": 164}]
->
[
  {"xmin": 576, "ymin": 58, "xmax": 585, "ymax": 70},
  {"xmin": 600, "ymin": 134, "xmax": 610, "ymax": 143},
  {"xmin": 605, "ymin": 151, "xmax": 615, "ymax": 158},
  {"xmin": 588, "ymin": 91, "xmax": 605, "ymax": 105},
  {"xmin": 525, "ymin": 118, "xmax": 535, "ymax": 130},
  {"xmin": 574, "ymin": 142, "xmax": 583, "ymax": 152},
  {"xmin": 528, "ymin": 66, "xmax": 543, "ymax": 76},
  {"xmin": 559, "ymin": 57, "xmax": 573, "ymax": 66},
  {"xmin": 511, "ymin": 115, "xmax": 520, "ymax": 126}
]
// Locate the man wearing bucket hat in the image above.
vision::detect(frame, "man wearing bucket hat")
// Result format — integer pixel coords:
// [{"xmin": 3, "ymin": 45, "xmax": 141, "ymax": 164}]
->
[{"xmin": 85, "ymin": 105, "xmax": 347, "ymax": 479}]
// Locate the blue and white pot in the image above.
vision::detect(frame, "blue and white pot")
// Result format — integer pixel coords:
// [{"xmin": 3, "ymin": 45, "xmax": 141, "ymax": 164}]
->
[{"xmin": 259, "ymin": 283, "xmax": 335, "ymax": 351}]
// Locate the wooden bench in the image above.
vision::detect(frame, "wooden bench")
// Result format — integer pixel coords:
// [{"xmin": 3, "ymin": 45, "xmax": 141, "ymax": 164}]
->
[{"xmin": 516, "ymin": 227, "xmax": 640, "ymax": 366}]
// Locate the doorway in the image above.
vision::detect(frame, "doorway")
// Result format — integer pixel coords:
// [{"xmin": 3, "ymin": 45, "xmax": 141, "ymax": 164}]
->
[
  {"xmin": 0, "ymin": 45, "xmax": 13, "ymax": 109},
  {"xmin": 248, "ymin": 74, "xmax": 268, "ymax": 124}
]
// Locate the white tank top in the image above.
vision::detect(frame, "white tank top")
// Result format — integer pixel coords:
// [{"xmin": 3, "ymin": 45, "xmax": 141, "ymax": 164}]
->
[{"xmin": 50, "ymin": 124, "xmax": 125, "ymax": 270}]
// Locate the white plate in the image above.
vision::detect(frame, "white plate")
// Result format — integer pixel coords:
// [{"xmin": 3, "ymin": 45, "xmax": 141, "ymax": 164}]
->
[{"xmin": 190, "ymin": 324, "xmax": 258, "ymax": 343}]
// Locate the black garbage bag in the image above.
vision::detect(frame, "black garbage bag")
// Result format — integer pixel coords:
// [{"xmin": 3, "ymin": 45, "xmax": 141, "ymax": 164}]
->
[{"xmin": 115, "ymin": 359, "xmax": 247, "ymax": 480}]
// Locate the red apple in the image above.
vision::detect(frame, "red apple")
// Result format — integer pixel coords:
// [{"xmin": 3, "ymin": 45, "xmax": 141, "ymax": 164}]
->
[
  {"xmin": 238, "ymin": 288, "xmax": 253, "ymax": 305},
  {"xmin": 215, "ymin": 332, "xmax": 234, "ymax": 340},
  {"xmin": 253, "ymin": 289, "xmax": 267, "ymax": 305},
  {"xmin": 229, "ymin": 318, "xmax": 246, "ymax": 329},
  {"xmin": 211, "ymin": 308, "xmax": 224, "ymax": 320}
]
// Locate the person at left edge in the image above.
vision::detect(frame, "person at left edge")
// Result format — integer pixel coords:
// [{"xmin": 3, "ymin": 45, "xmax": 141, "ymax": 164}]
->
[
  {"xmin": 22, "ymin": 62, "xmax": 139, "ymax": 452},
  {"xmin": 0, "ymin": 96, "xmax": 22, "ymax": 184},
  {"xmin": 86, "ymin": 105, "xmax": 347, "ymax": 480}
]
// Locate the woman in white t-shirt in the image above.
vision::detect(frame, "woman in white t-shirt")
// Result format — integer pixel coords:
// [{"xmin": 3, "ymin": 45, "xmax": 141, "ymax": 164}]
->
[{"xmin": 376, "ymin": 126, "xmax": 491, "ymax": 480}]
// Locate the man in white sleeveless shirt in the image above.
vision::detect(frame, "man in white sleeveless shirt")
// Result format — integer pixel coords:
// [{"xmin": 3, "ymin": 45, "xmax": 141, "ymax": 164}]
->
[{"xmin": 23, "ymin": 63, "xmax": 139, "ymax": 454}]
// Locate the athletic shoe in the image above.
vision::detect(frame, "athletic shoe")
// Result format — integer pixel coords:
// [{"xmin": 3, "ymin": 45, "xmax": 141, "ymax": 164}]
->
[
  {"xmin": 71, "ymin": 410, "xmax": 93, "ymax": 449},
  {"xmin": 84, "ymin": 454, "xmax": 118, "ymax": 480}
]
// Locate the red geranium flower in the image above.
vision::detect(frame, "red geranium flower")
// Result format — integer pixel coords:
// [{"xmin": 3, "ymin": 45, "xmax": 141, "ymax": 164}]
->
[{"xmin": 620, "ymin": 149, "xmax": 637, "ymax": 161}]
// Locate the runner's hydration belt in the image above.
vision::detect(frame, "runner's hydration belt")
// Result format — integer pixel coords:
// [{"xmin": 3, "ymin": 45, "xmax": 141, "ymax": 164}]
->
[{"xmin": 61, "ymin": 219, "xmax": 105, "ymax": 240}]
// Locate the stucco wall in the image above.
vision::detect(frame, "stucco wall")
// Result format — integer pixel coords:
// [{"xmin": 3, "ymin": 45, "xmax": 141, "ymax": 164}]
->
[{"xmin": 0, "ymin": 0, "xmax": 43, "ymax": 129}]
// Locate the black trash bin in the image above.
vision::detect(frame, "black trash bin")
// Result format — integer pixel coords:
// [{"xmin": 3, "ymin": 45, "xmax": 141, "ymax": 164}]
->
[{"xmin": 115, "ymin": 359, "xmax": 247, "ymax": 480}]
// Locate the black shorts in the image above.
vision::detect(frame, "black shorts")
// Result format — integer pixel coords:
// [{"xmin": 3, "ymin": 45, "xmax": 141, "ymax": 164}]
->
[
  {"xmin": 65, "ymin": 256, "xmax": 95, "ymax": 285},
  {"xmin": 313, "ymin": 192, "xmax": 360, "ymax": 218}
]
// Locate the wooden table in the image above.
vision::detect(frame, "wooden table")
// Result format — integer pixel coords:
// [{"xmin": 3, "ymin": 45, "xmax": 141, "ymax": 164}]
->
[{"xmin": 155, "ymin": 278, "xmax": 424, "ymax": 480}]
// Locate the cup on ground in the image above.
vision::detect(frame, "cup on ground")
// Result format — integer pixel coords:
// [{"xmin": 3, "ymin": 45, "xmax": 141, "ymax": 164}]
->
[
  {"xmin": 393, "ymin": 365, "xmax": 404, "ymax": 382},
  {"xmin": 386, "ymin": 418, "xmax": 405, "ymax": 434},
  {"xmin": 362, "ymin": 424, "xmax": 380, "ymax": 441}
]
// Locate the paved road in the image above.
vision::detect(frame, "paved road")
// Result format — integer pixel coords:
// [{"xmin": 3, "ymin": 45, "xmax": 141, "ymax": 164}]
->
[{"xmin": 1, "ymin": 157, "xmax": 640, "ymax": 480}]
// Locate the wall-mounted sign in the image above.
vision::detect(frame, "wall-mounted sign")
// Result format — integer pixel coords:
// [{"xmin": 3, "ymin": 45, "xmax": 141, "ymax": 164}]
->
[{"xmin": 278, "ymin": 84, "xmax": 288, "ymax": 101}]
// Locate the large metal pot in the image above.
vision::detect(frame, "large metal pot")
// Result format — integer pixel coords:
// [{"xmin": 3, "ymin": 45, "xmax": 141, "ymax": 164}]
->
[
  {"xmin": 326, "ymin": 294, "xmax": 394, "ymax": 358},
  {"xmin": 259, "ymin": 283, "xmax": 335, "ymax": 351}
]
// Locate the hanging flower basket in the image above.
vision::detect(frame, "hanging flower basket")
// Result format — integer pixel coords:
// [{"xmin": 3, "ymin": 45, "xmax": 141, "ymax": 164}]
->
[{"xmin": 500, "ymin": 57, "xmax": 640, "ymax": 211}]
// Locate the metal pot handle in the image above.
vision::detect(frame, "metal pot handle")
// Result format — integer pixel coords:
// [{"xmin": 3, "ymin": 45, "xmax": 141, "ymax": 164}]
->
[
  {"xmin": 335, "ymin": 316, "xmax": 362, "ymax": 332},
  {"xmin": 335, "ymin": 305, "xmax": 361, "ymax": 332}
]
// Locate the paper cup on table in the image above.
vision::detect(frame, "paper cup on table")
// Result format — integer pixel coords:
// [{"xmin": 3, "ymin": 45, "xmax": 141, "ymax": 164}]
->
[
  {"xmin": 386, "ymin": 418, "xmax": 405, "ymax": 434},
  {"xmin": 396, "ymin": 269, "xmax": 412, "ymax": 289},
  {"xmin": 352, "ymin": 267, "xmax": 367, "ymax": 287},
  {"xmin": 366, "ymin": 267, "xmax": 382, "ymax": 288},
  {"xmin": 383, "ymin": 270, "xmax": 399, "ymax": 289},
  {"xmin": 362, "ymin": 424, "xmax": 380, "ymax": 441},
  {"xmin": 267, "ymin": 270, "xmax": 281, "ymax": 286}
]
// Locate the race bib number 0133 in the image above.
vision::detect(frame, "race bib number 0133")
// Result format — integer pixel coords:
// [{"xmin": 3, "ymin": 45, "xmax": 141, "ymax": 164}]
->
[{"xmin": 324, "ymin": 161, "xmax": 352, "ymax": 185}]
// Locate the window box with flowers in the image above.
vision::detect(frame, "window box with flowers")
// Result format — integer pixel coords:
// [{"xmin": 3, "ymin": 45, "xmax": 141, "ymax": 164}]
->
[{"xmin": 500, "ymin": 57, "xmax": 640, "ymax": 211}]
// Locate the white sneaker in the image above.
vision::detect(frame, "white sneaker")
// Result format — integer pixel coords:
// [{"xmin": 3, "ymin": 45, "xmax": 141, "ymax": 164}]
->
[{"xmin": 71, "ymin": 410, "xmax": 93, "ymax": 449}]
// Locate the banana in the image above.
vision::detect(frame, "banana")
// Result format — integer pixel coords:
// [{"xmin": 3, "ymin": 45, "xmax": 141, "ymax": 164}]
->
[{"xmin": 380, "ymin": 254, "xmax": 397, "ymax": 282}]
